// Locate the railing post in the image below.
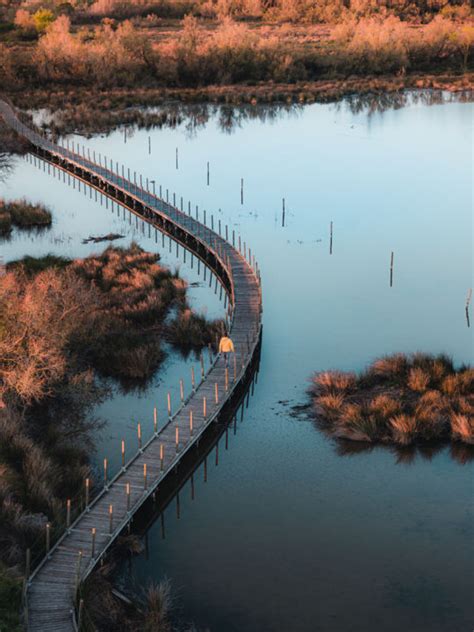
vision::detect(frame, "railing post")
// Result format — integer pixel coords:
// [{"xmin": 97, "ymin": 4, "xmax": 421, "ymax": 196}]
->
[
  {"xmin": 25, "ymin": 548, "xmax": 31, "ymax": 582},
  {"xmin": 75, "ymin": 550, "xmax": 83, "ymax": 593},
  {"xmin": 85, "ymin": 478, "xmax": 90, "ymax": 511},
  {"xmin": 175, "ymin": 426, "xmax": 179, "ymax": 453},
  {"xmin": 137, "ymin": 423, "xmax": 142, "ymax": 451},
  {"xmin": 154, "ymin": 407, "xmax": 158, "ymax": 434},
  {"xmin": 45, "ymin": 522, "xmax": 51, "ymax": 554},
  {"xmin": 91, "ymin": 528, "xmax": 96, "ymax": 558},
  {"xmin": 167, "ymin": 393, "xmax": 172, "ymax": 420},
  {"xmin": 121, "ymin": 439, "xmax": 125, "ymax": 471},
  {"xmin": 109, "ymin": 504, "xmax": 113, "ymax": 534},
  {"xmin": 66, "ymin": 499, "xmax": 71, "ymax": 530},
  {"xmin": 189, "ymin": 410, "xmax": 193, "ymax": 436},
  {"xmin": 203, "ymin": 397, "xmax": 207, "ymax": 420},
  {"xmin": 126, "ymin": 483, "xmax": 131, "ymax": 512},
  {"xmin": 77, "ymin": 599, "xmax": 84, "ymax": 631},
  {"xmin": 160, "ymin": 444, "xmax": 164, "ymax": 471},
  {"xmin": 104, "ymin": 458, "xmax": 108, "ymax": 488},
  {"xmin": 143, "ymin": 463, "xmax": 148, "ymax": 491}
]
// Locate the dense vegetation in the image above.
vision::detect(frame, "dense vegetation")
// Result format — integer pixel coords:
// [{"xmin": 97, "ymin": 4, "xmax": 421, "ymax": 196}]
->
[
  {"xmin": 0, "ymin": 198, "xmax": 52, "ymax": 235},
  {"xmin": 0, "ymin": 244, "xmax": 222, "ymax": 629},
  {"xmin": 310, "ymin": 353, "xmax": 474, "ymax": 445},
  {"xmin": 0, "ymin": 1, "xmax": 472, "ymax": 100}
]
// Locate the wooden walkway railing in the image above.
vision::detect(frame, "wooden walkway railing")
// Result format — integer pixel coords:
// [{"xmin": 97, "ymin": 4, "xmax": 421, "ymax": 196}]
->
[{"xmin": 0, "ymin": 99, "xmax": 263, "ymax": 632}]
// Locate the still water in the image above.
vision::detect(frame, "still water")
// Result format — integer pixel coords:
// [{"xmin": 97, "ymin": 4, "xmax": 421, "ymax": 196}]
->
[{"xmin": 1, "ymin": 94, "xmax": 472, "ymax": 631}]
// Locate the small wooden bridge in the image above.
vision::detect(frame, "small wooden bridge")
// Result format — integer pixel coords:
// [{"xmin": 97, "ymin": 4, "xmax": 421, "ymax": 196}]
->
[{"xmin": 0, "ymin": 99, "xmax": 262, "ymax": 631}]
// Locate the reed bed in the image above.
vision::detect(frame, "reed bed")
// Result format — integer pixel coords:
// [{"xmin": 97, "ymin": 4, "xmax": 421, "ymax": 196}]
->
[
  {"xmin": 0, "ymin": 198, "xmax": 52, "ymax": 235},
  {"xmin": 310, "ymin": 353, "xmax": 474, "ymax": 445}
]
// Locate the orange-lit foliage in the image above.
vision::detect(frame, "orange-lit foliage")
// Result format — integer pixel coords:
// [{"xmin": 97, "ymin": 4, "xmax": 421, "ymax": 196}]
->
[{"xmin": 311, "ymin": 354, "xmax": 473, "ymax": 445}]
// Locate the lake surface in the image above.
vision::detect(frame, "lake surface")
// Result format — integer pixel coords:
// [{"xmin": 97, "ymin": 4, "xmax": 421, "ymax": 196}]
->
[{"xmin": 1, "ymin": 94, "xmax": 472, "ymax": 631}]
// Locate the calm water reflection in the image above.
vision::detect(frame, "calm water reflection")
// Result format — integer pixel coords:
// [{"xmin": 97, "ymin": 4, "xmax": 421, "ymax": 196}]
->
[{"xmin": 1, "ymin": 95, "xmax": 472, "ymax": 631}]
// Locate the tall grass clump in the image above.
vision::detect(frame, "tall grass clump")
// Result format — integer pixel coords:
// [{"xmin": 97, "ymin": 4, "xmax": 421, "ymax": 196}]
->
[
  {"xmin": 310, "ymin": 354, "xmax": 473, "ymax": 445},
  {"xmin": 71, "ymin": 243, "xmax": 222, "ymax": 380},
  {"xmin": 0, "ymin": 198, "xmax": 52, "ymax": 230}
]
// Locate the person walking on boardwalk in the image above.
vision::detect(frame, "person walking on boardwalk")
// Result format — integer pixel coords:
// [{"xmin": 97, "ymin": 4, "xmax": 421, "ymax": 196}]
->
[{"xmin": 219, "ymin": 332, "xmax": 235, "ymax": 366}]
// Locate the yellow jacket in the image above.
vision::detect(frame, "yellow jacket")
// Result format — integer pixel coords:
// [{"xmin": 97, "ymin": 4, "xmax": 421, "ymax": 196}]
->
[{"xmin": 219, "ymin": 336, "xmax": 235, "ymax": 353}]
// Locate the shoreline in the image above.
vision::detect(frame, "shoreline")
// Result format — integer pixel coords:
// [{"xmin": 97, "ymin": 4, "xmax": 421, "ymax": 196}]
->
[
  {"xmin": 5, "ymin": 72, "xmax": 472, "ymax": 136},
  {"xmin": 7, "ymin": 72, "xmax": 473, "ymax": 108}
]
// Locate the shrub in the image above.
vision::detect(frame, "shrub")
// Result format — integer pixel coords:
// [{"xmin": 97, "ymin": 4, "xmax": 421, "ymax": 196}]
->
[{"xmin": 33, "ymin": 9, "xmax": 55, "ymax": 33}]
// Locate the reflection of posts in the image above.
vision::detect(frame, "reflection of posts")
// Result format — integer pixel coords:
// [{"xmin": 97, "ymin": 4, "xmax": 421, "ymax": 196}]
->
[{"xmin": 219, "ymin": 335, "xmax": 235, "ymax": 367}]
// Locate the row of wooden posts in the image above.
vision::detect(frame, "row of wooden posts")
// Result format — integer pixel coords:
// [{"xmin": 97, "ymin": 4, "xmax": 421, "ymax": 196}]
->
[
  {"xmin": 29, "ymin": 133, "xmax": 400, "ymax": 289},
  {"xmin": 23, "ymin": 323, "xmax": 261, "ymax": 580},
  {"xmin": 26, "ymin": 149, "xmax": 262, "ymax": 288}
]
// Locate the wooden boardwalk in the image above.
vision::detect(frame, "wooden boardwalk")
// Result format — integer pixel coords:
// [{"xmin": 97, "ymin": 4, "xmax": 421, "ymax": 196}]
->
[{"xmin": 0, "ymin": 99, "xmax": 262, "ymax": 631}]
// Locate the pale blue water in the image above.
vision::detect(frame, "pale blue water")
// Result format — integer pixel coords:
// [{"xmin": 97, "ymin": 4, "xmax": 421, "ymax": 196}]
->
[{"xmin": 1, "ymin": 95, "xmax": 472, "ymax": 631}]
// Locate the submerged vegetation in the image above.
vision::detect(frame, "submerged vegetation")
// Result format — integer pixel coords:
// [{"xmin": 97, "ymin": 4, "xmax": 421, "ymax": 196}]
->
[
  {"xmin": 310, "ymin": 353, "xmax": 474, "ymax": 445},
  {"xmin": 0, "ymin": 198, "xmax": 52, "ymax": 235}
]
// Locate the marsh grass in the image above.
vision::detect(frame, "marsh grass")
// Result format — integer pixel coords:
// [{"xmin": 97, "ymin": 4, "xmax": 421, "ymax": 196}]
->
[
  {"xmin": 7, "ymin": 254, "xmax": 72, "ymax": 276},
  {"xmin": 0, "ymin": 198, "xmax": 52, "ymax": 231},
  {"xmin": 72, "ymin": 243, "xmax": 222, "ymax": 380},
  {"xmin": 0, "ymin": 563, "xmax": 22, "ymax": 632},
  {"xmin": 311, "ymin": 354, "xmax": 473, "ymax": 445},
  {"xmin": 80, "ymin": 535, "xmax": 174, "ymax": 632}
]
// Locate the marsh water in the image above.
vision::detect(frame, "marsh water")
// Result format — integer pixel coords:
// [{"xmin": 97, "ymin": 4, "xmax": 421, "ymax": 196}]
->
[{"xmin": 1, "ymin": 93, "xmax": 472, "ymax": 631}]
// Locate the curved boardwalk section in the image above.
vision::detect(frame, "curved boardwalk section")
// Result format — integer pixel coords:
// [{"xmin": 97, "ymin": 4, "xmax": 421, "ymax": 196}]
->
[{"xmin": 0, "ymin": 99, "xmax": 262, "ymax": 631}]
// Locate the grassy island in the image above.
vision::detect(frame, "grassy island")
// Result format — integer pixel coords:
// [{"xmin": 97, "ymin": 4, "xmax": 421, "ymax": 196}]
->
[
  {"xmin": 310, "ymin": 353, "xmax": 473, "ymax": 445},
  {"xmin": 0, "ymin": 198, "xmax": 52, "ymax": 235}
]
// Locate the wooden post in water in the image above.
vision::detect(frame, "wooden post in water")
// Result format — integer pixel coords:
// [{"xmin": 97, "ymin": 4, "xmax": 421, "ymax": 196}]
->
[
  {"xmin": 137, "ymin": 423, "xmax": 142, "ymax": 450},
  {"xmin": 180, "ymin": 379, "xmax": 184, "ymax": 403},
  {"xmin": 241, "ymin": 178, "xmax": 244, "ymax": 205},
  {"xmin": 191, "ymin": 366, "xmax": 195, "ymax": 391},
  {"xmin": 104, "ymin": 458, "xmax": 108, "ymax": 488},
  {"xmin": 330, "ymin": 221, "xmax": 333, "ymax": 255},
  {"xmin": 167, "ymin": 393, "xmax": 172, "ymax": 419},
  {"xmin": 121, "ymin": 440, "xmax": 125, "ymax": 469},
  {"xmin": 282, "ymin": 198, "xmax": 286, "ymax": 227},
  {"xmin": 200, "ymin": 353, "xmax": 205, "ymax": 378},
  {"xmin": 390, "ymin": 251, "xmax": 394, "ymax": 287},
  {"xmin": 207, "ymin": 161, "xmax": 210, "ymax": 186},
  {"xmin": 154, "ymin": 407, "xmax": 158, "ymax": 434},
  {"xmin": 176, "ymin": 147, "xmax": 179, "ymax": 169}
]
